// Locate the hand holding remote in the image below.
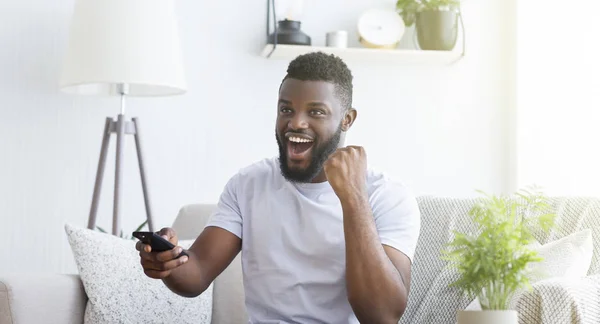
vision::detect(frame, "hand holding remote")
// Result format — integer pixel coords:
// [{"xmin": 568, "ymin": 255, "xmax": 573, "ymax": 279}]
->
[{"xmin": 134, "ymin": 227, "xmax": 189, "ymax": 279}]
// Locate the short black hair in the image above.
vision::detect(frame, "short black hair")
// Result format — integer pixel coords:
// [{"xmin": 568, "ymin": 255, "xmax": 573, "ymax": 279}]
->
[{"xmin": 282, "ymin": 52, "xmax": 353, "ymax": 111}]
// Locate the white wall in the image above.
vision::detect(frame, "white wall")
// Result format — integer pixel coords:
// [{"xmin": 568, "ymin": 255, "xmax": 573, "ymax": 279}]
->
[
  {"xmin": 516, "ymin": 0, "xmax": 600, "ymax": 196},
  {"xmin": 0, "ymin": 0, "xmax": 514, "ymax": 274}
]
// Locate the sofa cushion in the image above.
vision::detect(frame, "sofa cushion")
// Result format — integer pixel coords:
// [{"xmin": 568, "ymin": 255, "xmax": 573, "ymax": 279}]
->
[
  {"xmin": 529, "ymin": 228, "xmax": 594, "ymax": 281},
  {"xmin": 65, "ymin": 223, "xmax": 212, "ymax": 324},
  {"xmin": 0, "ymin": 273, "xmax": 87, "ymax": 324}
]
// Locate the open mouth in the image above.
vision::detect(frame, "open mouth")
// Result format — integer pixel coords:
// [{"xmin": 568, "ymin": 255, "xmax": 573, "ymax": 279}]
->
[{"xmin": 286, "ymin": 135, "xmax": 315, "ymax": 161}]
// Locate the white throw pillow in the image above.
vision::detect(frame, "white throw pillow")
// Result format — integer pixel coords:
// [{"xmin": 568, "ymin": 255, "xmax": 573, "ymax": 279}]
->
[
  {"xmin": 65, "ymin": 223, "xmax": 212, "ymax": 324},
  {"xmin": 528, "ymin": 229, "xmax": 593, "ymax": 280},
  {"xmin": 464, "ymin": 229, "xmax": 594, "ymax": 310}
]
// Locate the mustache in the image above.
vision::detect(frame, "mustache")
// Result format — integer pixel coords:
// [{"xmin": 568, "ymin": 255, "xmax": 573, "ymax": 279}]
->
[
  {"xmin": 285, "ymin": 130, "xmax": 310, "ymax": 135},
  {"xmin": 281, "ymin": 130, "xmax": 316, "ymax": 140}
]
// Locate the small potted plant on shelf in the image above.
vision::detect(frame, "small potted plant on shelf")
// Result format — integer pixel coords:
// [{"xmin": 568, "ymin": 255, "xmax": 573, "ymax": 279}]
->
[
  {"xmin": 396, "ymin": 0, "xmax": 462, "ymax": 51},
  {"xmin": 443, "ymin": 187, "xmax": 556, "ymax": 324}
]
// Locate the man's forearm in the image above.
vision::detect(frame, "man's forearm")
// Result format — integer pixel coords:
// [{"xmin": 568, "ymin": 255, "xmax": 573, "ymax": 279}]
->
[
  {"xmin": 341, "ymin": 191, "xmax": 408, "ymax": 323},
  {"xmin": 162, "ymin": 251, "xmax": 210, "ymax": 298}
]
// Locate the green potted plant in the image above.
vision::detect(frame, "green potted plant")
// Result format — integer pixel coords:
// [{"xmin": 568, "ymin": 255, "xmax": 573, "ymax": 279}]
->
[
  {"xmin": 443, "ymin": 187, "xmax": 556, "ymax": 324},
  {"xmin": 396, "ymin": 0, "xmax": 461, "ymax": 51}
]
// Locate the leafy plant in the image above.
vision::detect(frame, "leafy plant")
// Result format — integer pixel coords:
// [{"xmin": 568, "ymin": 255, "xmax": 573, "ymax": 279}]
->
[
  {"xmin": 396, "ymin": 0, "xmax": 461, "ymax": 26},
  {"xmin": 442, "ymin": 186, "xmax": 556, "ymax": 310},
  {"xmin": 97, "ymin": 220, "xmax": 148, "ymax": 240}
]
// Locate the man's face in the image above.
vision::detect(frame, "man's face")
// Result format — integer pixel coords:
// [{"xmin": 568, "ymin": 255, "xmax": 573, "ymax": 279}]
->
[{"xmin": 275, "ymin": 78, "xmax": 345, "ymax": 183}]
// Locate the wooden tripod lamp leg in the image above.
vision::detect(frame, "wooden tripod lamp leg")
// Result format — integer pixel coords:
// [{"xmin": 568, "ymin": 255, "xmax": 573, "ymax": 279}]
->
[
  {"xmin": 87, "ymin": 113, "xmax": 155, "ymax": 236},
  {"xmin": 88, "ymin": 117, "xmax": 113, "ymax": 230},
  {"xmin": 132, "ymin": 117, "xmax": 155, "ymax": 232},
  {"xmin": 112, "ymin": 114, "xmax": 126, "ymax": 236}
]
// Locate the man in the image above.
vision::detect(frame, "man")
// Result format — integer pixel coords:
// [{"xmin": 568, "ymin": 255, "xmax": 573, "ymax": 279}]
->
[{"xmin": 136, "ymin": 52, "xmax": 421, "ymax": 323}]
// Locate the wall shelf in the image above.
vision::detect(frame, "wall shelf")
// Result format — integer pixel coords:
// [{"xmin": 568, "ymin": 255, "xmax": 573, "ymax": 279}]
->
[{"xmin": 260, "ymin": 44, "xmax": 464, "ymax": 65}]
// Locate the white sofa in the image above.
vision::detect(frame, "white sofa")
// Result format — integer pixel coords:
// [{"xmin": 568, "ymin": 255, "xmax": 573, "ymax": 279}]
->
[{"xmin": 2, "ymin": 197, "xmax": 600, "ymax": 324}]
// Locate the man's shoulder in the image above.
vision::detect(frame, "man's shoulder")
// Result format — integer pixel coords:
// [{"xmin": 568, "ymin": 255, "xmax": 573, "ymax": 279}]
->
[
  {"xmin": 365, "ymin": 167, "xmax": 409, "ymax": 193},
  {"xmin": 365, "ymin": 166, "xmax": 419, "ymax": 210},
  {"xmin": 365, "ymin": 167, "xmax": 421, "ymax": 263}
]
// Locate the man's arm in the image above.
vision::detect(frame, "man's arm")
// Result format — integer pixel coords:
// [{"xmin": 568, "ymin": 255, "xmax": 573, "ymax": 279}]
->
[
  {"xmin": 163, "ymin": 226, "xmax": 241, "ymax": 297},
  {"xmin": 138, "ymin": 226, "xmax": 241, "ymax": 298},
  {"xmin": 341, "ymin": 192, "xmax": 411, "ymax": 323},
  {"xmin": 323, "ymin": 146, "xmax": 414, "ymax": 323}
]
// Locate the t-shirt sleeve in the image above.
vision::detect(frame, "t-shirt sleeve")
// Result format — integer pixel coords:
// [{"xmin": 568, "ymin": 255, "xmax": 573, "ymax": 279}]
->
[
  {"xmin": 204, "ymin": 174, "xmax": 243, "ymax": 239},
  {"xmin": 372, "ymin": 181, "xmax": 421, "ymax": 262}
]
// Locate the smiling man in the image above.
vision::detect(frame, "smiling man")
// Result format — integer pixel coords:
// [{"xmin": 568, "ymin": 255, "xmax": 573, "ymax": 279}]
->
[{"xmin": 136, "ymin": 52, "xmax": 422, "ymax": 323}]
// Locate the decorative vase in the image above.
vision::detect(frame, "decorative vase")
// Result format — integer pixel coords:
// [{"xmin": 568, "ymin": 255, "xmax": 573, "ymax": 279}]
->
[
  {"xmin": 415, "ymin": 9, "xmax": 458, "ymax": 50},
  {"xmin": 457, "ymin": 310, "xmax": 518, "ymax": 324},
  {"xmin": 269, "ymin": 19, "xmax": 311, "ymax": 46}
]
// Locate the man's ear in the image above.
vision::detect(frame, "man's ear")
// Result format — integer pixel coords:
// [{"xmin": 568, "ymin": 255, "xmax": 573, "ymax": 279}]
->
[{"xmin": 342, "ymin": 108, "xmax": 357, "ymax": 132}]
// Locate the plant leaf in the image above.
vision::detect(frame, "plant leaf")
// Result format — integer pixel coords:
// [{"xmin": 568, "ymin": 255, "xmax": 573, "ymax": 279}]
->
[{"xmin": 134, "ymin": 220, "xmax": 148, "ymax": 232}]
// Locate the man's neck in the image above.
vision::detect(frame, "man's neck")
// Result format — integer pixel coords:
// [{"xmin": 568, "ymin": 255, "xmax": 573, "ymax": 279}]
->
[
  {"xmin": 309, "ymin": 143, "xmax": 346, "ymax": 183},
  {"xmin": 310, "ymin": 171, "xmax": 328, "ymax": 183}
]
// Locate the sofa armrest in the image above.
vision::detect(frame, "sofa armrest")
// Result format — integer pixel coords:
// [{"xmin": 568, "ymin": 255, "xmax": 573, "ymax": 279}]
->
[
  {"xmin": 515, "ymin": 274, "xmax": 600, "ymax": 324},
  {"xmin": 0, "ymin": 273, "xmax": 87, "ymax": 324}
]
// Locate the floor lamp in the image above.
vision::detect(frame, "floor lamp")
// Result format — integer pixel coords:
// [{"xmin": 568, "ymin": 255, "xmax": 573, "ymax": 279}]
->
[{"xmin": 58, "ymin": 0, "xmax": 187, "ymax": 236}]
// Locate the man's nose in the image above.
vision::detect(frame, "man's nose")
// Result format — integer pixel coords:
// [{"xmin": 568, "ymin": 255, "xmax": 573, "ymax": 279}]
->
[{"xmin": 289, "ymin": 113, "xmax": 309, "ymax": 130}]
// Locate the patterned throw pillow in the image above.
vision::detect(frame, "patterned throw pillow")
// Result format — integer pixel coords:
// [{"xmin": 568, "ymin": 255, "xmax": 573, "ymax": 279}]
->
[{"xmin": 64, "ymin": 223, "xmax": 212, "ymax": 324}]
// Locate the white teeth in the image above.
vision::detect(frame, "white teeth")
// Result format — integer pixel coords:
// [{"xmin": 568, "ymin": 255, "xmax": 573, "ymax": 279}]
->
[{"xmin": 289, "ymin": 136, "xmax": 313, "ymax": 143}]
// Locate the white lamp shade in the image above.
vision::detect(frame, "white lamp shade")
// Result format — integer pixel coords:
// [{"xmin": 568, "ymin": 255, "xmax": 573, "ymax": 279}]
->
[{"xmin": 59, "ymin": 0, "xmax": 186, "ymax": 96}]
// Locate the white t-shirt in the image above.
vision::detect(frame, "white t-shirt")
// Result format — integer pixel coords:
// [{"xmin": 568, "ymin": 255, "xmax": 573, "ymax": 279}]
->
[{"xmin": 205, "ymin": 157, "xmax": 421, "ymax": 324}]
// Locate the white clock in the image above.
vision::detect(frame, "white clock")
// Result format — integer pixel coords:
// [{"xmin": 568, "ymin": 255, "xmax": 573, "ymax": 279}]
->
[{"xmin": 357, "ymin": 8, "xmax": 405, "ymax": 49}]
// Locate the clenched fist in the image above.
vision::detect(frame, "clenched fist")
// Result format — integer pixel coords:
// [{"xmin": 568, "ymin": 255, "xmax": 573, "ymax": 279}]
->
[{"xmin": 323, "ymin": 146, "xmax": 368, "ymax": 200}]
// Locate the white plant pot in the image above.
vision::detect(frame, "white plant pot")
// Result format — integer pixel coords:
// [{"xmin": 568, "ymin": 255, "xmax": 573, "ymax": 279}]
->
[{"xmin": 457, "ymin": 310, "xmax": 518, "ymax": 324}]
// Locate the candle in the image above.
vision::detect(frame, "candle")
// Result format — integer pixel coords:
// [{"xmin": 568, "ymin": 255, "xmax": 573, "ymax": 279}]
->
[{"xmin": 326, "ymin": 31, "xmax": 348, "ymax": 48}]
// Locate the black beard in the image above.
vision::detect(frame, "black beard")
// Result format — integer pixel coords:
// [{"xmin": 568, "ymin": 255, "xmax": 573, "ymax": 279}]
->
[{"xmin": 276, "ymin": 124, "xmax": 342, "ymax": 183}]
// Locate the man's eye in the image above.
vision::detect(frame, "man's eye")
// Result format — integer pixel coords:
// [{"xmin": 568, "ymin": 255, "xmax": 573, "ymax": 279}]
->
[
  {"xmin": 311, "ymin": 110, "xmax": 325, "ymax": 115},
  {"xmin": 280, "ymin": 107, "xmax": 292, "ymax": 113}
]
